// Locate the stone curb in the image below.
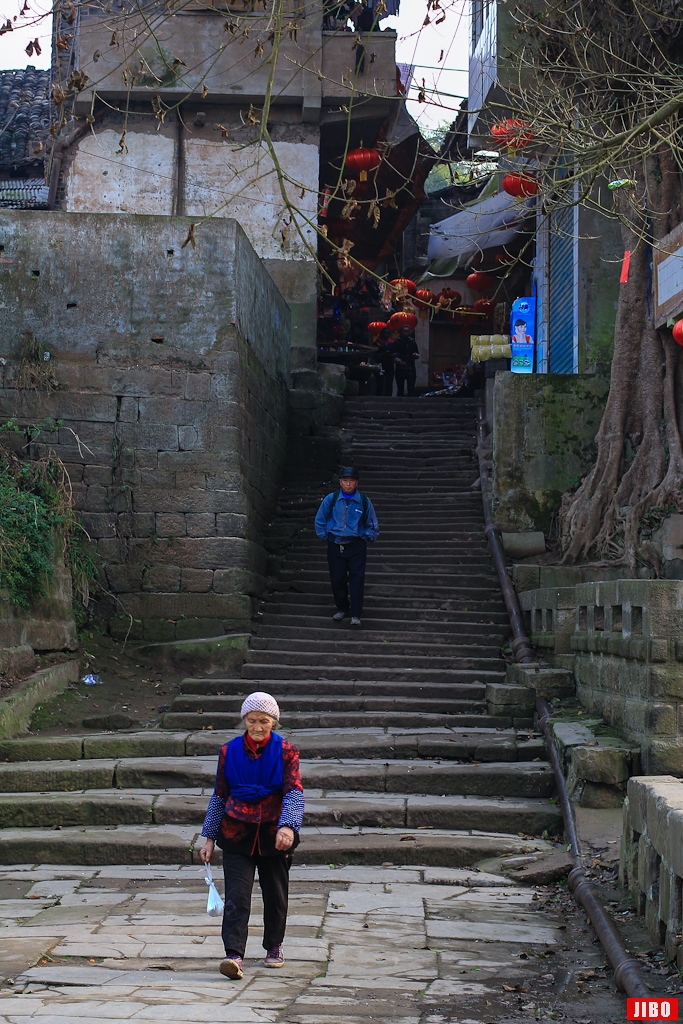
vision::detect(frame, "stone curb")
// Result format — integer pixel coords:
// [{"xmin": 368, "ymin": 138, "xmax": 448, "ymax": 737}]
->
[{"xmin": 0, "ymin": 660, "xmax": 80, "ymax": 740}]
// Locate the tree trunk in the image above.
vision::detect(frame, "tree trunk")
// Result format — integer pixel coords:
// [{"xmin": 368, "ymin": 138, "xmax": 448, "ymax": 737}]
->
[{"xmin": 560, "ymin": 156, "xmax": 683, "ymax": 567}]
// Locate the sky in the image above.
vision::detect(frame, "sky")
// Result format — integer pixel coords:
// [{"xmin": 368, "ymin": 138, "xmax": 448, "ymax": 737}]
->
[{"xmin": 0, "ymin": 0, "xmax": 469, "ymax": 131}]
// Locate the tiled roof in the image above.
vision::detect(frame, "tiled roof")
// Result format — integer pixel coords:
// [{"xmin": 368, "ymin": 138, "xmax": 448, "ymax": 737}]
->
[
  {"xmin": 0, "ymin": 66, "xmax": 52, "ymax": 170},
  {"xmin": 0, "ymin": 177, "xmax": 49, "ymax": 208}
]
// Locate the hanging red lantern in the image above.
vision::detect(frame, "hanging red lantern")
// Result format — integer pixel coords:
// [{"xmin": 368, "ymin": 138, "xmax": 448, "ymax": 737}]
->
[
  {"xmin": 388, "ymin": 311, "xmax": 418, "ymax": 331},
  {"xmin": 502, "ymin": 173, "xmax": 539, "ymax": 198},
  {"xmin": 473, "ymin": 298, "xmax": 496, "ymax": 315},
  {"xmin": 494, "ymin": 250, "xmax": 514, "ymax": 266},
  {"xmin": 466, "ymin": 272, "xmax": 495, "ymax": 292},
  {"xmin": 673, "ymin": 321, "xmax": 683, "ymax": 346},
  {"xmin": 439, "ymin": 287, "xmax": 462, "ymax": 301},
  {"xmin": 413, "ymin": 288, "xmax": 435, "ymax": 309},
  {"xmin": 345, "ymin": 146, "xmax": 381, "ymax": 182},
  {"xmin": 389, "ymin": 277, "xmax": 417, "ymax": 295},
  {"xmin": 368, "ymin": 321, "xmax": 388, "ymax": 336},
  {"xmin": 491, "ymin": 118, "xmax": 534, "ymax": 149}
]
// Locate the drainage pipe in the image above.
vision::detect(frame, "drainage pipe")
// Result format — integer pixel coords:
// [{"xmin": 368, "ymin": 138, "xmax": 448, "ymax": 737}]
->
[
  {"xmin": 474, "ymin": 400, "xmax": 651, "ymax": 999},
  {"xmin": 474, "ymin": 406, "xmax": 535, "ymax": 664}
]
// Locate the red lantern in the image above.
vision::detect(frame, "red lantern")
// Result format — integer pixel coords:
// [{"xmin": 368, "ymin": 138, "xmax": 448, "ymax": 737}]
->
[
  {"xmin": 466, "ymin": 272, "xmax": 495, "ymax": 292},
  {"xmin": 388, "ymin": 311, "xmax": 418, "ymax": 331},
  {"xmin": 368, "ymin": 321, "xmax": 388, "ymax": 336},
  {"xmin": 491, "ymin": 118, "xmax": 534, "ymax": 149},
  {"xmin": 673, "ymin": 321, "xmax": 683, "ymax": 346},
  {"xmin": 390, "ymin": 277, "xmax": 417, "ymax": 295},
  {"xmin": 502, "ymin": 173, "xmax": 539, "ymax": 198},
  {"xmin": 413, "ymin": 288, "xmax": 435, "ymax": 309},
  {"xmin": 495, "ymin": 251, "xmax": 514, "ymax": 266},
  {"xmin": 345, "ymin": 146, "xmax": 381, "ymax": 182},
  {"xmin": 473, "ymin": 298, "xmax": 496, "ymax": 315}
]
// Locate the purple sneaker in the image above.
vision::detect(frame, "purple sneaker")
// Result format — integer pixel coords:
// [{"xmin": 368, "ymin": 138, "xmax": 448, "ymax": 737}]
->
[
  {"xmin": 264, "ymin": 944, "xmax": 285, "ymax": 968},
  {"xmin": 220, "ymin": 953, "xmax": 244, "ymax": 980}
]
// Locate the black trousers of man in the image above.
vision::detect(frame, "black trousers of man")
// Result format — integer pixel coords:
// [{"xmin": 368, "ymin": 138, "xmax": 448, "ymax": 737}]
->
[
  {"xmin": 327, "ymin": 537, "xmax": 367, "ymax": 617},
  {"xmin": 395, "ymin": 363, "xmax": 416, "ymax": 396},
  {"xmin": 221, "ymin": 852, "xmax": 291, "ymax": 956}
]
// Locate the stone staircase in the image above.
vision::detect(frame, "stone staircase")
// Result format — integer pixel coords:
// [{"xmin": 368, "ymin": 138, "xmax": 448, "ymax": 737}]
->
[{"xmin": 0, "ymin": 396, "xmax": 562, "ymax": 865}]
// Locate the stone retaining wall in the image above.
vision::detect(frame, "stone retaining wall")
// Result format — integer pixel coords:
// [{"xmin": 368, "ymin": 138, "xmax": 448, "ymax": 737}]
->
[
  {"xmin": 520, "ymin": 579, "xmax": 683, "ymax": 773},
  {"xmin": 0, "ymin": 546, "xmax": 77, "ymax": 679},
  {"xmin": 492, "ymin": 372, "xmax": 609, "ymax": 533},
  {"xmin": 0, "ymin": 213, "xmax": 290, "ymax": 640},
  {"xmin": 620, "ymin": 776, "xmax": 683, "ymax": 965}
]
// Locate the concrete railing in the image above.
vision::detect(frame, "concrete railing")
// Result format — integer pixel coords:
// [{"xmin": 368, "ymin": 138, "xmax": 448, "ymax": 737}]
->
[{"xmin": 620, "ymin": 776, "xmax": 683, "ymax": 965}]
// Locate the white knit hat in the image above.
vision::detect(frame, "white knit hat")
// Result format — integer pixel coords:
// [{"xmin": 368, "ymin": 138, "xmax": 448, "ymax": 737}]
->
[{"xmin": 240, "ymin": 691, "xmax": 280, "ymax": 722}]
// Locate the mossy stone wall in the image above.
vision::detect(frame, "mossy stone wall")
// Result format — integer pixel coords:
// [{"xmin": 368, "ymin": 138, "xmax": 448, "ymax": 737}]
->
[{"xmin": 492, "ymin": 371, "xmax": 609, "ymax": 533}]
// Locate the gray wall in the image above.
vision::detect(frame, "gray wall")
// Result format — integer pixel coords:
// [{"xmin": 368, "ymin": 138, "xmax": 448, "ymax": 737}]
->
[
  {"xmin": 492, "ymin": 371, "xmax": 609, "ymax": 533},
  {"xmin": 0, "ymin": 212, "xmax": 290, "ymax": 640}
]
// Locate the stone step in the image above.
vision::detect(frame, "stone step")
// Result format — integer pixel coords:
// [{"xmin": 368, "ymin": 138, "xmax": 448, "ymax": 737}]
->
[
  {"xmin": 267, "ymin": 581, "xmax": 502, "ymax": 600},
  {"xmin": 0, "ymin": 726, "xmax": 545, "ymax": 763},
  {"xmin": 243, "ymin": 649, "xmax": 502, "ymax": 671},
  {"xmin": 239, "ymin": 664, "xmax": 503, "ymax": 684},
  {"xmin": 0, "ymin": 823, "xmax": 551, "ymax": 866},
  {"xmin": 0, "ymin": 788, "xmax": 561, "ymax": 834},
  {"xmin": 276, "ymin": 570, "xmax": 498, "ymax": 588},
  {"xmin": 253, "ymin": 623, "xmax": 508, "ymax": 642},
  {"xmin": 162, "ymin": 710, "xmax": 530, "ymax": 730},
  {"xmin": 262, "ymin": 593, "xmax": 505, "ymax": 614},
  {"xmin": 258, "ymin": 608, "xmax": 510, "ymax": 627},
  {"xmin": 181, "ymin": 677, "xmax": 496, "ymax": 698},
  {"xmin": 247, "ymin": 638, "xmax": 502, "ymax": 658},
  {"xmin": 280, "ymin": 536, "xmax": 489, "ymax": 548},
  {"xmin": 282, "ymin": 552, "xmax": 493, "ymax": 564},
  {"xmin": 0, "ymin": 756, "xmax": 555, "ymax": 800},
  {"xmin": 169, "ymin": 693, "xmax": 488, "ymax": 714}
]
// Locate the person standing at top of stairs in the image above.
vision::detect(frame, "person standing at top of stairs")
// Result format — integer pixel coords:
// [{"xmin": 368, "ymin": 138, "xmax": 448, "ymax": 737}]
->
[{"xmin": 314, "ymin": 466, "xmax": 379, "ymax": 628}]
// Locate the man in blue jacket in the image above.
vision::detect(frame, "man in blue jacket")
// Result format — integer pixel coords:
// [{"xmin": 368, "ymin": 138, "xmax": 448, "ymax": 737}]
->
[{"xmin": 314, "ymin": 466, "xmax": 379, "ymax": 628}]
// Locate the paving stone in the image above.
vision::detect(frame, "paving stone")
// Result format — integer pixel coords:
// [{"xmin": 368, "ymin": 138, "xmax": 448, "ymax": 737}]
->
[{"xmin": 426, "ymin": 918, "xmax": 559, "ymax": 944}]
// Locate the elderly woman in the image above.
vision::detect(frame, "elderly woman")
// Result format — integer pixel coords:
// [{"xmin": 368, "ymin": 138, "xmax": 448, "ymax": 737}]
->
[{"xmin": 199, "ymin": 691, "xmax": 304, "ymax": 980}]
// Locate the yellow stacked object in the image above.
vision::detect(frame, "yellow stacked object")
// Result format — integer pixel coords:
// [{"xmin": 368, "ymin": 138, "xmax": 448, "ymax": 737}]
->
[{"xmin": 470, "ymin": 335, "xmax": 511, "ymax": 361}]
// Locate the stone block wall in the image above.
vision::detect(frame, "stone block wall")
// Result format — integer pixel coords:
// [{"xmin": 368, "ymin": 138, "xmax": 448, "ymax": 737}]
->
[
  {"xmin": 620, "ymin": 776, "xmax": 683, "ymax": 964},
  {"xmin": 0, "ymin": 545, "xmax": 77, "ymax": 679},
  {"xmin": 520, "ymin": 578, "xmax": 683, "ymax": 774},
  {"xmin": 0, "ymin": 212, "xmax": 290, "ymax": 640}
]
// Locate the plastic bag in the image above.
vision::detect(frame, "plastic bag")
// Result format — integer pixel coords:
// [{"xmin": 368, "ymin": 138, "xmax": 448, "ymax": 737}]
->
[
  {"xmin": 204, "ymin": 862, "xmax": 224, "ymax": 918},
  {"xmin": 81, "ymin": 674, "xmax": 102, "ymax": 686}
]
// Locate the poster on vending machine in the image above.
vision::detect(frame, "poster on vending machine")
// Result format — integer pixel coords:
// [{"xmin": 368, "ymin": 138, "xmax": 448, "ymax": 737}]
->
[{"xmin": 510, "ymin": 297, "xmax": 536, "ymax": 373}]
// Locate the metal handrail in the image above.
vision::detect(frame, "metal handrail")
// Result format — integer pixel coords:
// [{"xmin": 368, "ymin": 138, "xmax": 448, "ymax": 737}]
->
[{"xmin": 474, "ymin": 400, "xmax": 650, "ymax": 1000}]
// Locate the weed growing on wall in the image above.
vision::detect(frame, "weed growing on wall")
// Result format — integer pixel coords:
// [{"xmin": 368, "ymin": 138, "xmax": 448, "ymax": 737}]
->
[{"xmin": 0, "ymin": 440, "xmax": 98, "ymax": 612}]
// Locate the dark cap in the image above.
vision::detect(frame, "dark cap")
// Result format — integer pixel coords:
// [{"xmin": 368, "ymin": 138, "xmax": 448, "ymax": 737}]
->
[{"xmin": 338, "ymin": 465, "xmax": 359, "ymax": 479}]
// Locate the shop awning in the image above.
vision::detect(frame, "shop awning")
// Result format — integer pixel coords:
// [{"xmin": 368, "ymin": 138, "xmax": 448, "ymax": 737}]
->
[{"xmin": 427, "ymin": 190, "xmax": 535, "ymax": 262}]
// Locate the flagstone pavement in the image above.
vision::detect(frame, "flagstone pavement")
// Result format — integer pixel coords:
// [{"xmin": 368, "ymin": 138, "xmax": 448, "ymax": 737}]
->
[{"xmin": 0, "ymin": 860, "xmax": 625, "ymax": 1023}]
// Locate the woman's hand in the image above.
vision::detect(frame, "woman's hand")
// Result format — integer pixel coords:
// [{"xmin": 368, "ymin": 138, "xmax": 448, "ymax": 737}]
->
[
  {"xmin": 199, "ymin": 838, "xmax": 215, "ymax": 863},
  {"xmin": 275, "ymin": 826, "xmax": 295, "ymax": 852}
]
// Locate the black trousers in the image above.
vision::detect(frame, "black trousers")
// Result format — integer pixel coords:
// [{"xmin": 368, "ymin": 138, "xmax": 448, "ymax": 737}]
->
[
  {"xmin": 395, "ymin": 363, "xmax": 416, "ymax": 396},
  {"xmin": 327, "ymin": 537, "xmax": 367, "ymax": 617},
  {"xmin": 382, "ymin": 365, "xmax": 394, "ymax": 396},
  {"xmin": 221, "ymin": 852, "xmax": 291, "ymax": 957}
]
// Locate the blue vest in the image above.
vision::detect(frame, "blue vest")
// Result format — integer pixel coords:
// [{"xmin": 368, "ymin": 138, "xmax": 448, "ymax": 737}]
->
[{"xmin": 224, "ymin": 732, "xmax": 283, "ymax": 802}]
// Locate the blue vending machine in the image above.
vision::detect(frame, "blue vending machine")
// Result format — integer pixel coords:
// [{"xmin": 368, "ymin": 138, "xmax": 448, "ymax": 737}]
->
[{"xmin": 510, "ymin": 296, "xmax": 536, "ymax": 373}]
